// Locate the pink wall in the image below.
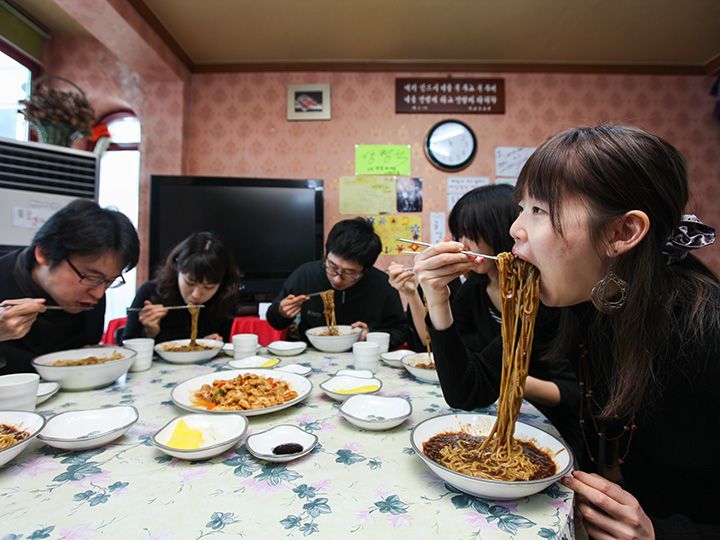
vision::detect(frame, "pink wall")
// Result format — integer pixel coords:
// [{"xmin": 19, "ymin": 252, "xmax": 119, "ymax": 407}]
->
[{"xmin": 186, "ymin": 71, "xmax": 720, "ymax": 271}]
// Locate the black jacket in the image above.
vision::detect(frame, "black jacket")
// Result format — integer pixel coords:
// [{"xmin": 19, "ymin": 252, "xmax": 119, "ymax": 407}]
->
[
  {"xmin": 266, "ymin": 260, "xmax": 410, "ymax": 349},
  {"xmin": 0, "ymin": 249, "xmax": 105, "ymax": 374}
]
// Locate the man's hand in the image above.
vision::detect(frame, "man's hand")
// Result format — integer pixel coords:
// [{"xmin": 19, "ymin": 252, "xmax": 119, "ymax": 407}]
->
[
  {"xmin": 0, "ymin": 298, "xmax": 46, "ymax": 341},
  {"xmin": 279, "ymin": 294, "xmax": 310, "ymax": 319}
]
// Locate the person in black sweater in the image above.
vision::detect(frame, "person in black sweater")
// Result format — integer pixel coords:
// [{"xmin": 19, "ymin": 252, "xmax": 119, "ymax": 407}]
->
[
  {"xmin": 266, "ymin": 218, "xmax": 410, "ymax": 349},
  {"xmin": 124, "ymin": 232, "xmax": 241, "ymax": 343},
  {"xmin": 416, "ymin": 125, "xmax": 719, "ymax": 538},
  {"xmin": 0, "ymin": 199, "xmax": 139, "ymax": 374}
]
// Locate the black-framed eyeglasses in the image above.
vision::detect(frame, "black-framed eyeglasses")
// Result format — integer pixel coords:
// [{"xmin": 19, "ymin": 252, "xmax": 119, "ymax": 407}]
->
[
  {"xmin": 66, "ymin": 257, "xmax": 126, "ymax": 289},
  {"xmin": 323, "ymin": 258, "xmax": 364, "ymax": 282}
]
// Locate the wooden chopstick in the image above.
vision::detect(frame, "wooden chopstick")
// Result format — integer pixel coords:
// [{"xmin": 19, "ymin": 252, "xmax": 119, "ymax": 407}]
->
[{"xmin": 395, "ymin": 238, "xmax": 498, "ymax": 261}]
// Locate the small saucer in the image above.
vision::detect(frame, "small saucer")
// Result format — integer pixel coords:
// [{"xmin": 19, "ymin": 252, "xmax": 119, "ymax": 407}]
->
[
  {"xmin": 36, "ymin": 382, "xmax": 60, "ymax": 405},
  {"xmin": 334, "ymin": 369, "xmax": 374, "ymax": 379},
  {"xmin": 38, "ymin": 406, "xmax": 139, "ymax": 450},
  {"xmin": 319, "ymin": 375, "xmax": 382, "ymax": 401},
  {"xmin": 267, "ymin": 341, "xmax": 308, "ymax": 356},
  {"xmin": 276, "ymin": 363, "xmax": 312, "ymax": 376},
  {"xmin": 380, "ymin": 350, "xmax": 414, "ymax": 368},
  {"xmin": 153, "ymin": 413, "xmax": 248, "ymax": 460},
  {"xmin": 227, "ymin": 355, "xmax": 280, "ymax": 369},
  {"xmin": 245, "ymin": 424, "xmax": 317, "ymax": 463}
]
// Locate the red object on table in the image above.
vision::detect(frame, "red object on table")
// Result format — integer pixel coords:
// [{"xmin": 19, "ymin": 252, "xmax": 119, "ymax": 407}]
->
[
  {"xmin": 102, "ymin": 317, "xmax": 127, "ymax": 345},
  {"xmin": 230, "ymin": 316, "xmax": 287, "ymax": 346}
]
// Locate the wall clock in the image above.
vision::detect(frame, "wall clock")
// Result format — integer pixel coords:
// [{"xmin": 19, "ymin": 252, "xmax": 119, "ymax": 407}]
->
[{"xmin": 424, "ymin": 119, "xmax": 477, "ymax": 172}]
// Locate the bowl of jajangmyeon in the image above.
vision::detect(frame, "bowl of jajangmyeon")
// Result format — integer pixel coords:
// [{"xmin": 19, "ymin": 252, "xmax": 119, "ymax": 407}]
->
[
  {"xmin": 305, "ymin": 325, "xmax": 361, "ymax": 353},
  {"xmin": 410, "ymin": 413, "xmax": 573, "ymax": 500}
]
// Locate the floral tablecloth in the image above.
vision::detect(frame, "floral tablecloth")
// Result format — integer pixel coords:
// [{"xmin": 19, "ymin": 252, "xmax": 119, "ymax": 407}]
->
[{"xmin": 1, "ymin": 349, "xmax": 574, "ymax": 540}]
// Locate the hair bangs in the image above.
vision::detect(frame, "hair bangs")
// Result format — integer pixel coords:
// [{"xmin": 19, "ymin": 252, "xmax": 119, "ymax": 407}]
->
[{"xmin": 176, "ymin": 252, "xmax": 225, "ymax": 285}]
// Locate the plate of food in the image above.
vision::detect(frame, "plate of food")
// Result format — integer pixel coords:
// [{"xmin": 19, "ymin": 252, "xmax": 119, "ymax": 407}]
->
[
  {"xmin": 155, "ymin": 339, "xmax": 224, "ymax": 364},
  {"xmin": 0, "ymin": 411, "xmax": 46, "ymax": 467},
  {"xmin": 31, "ymin": 347, "xmax": 136, "ymax": 390},
  {"xmin": 171, "ymin": 368, "xmax": 312, "ymax": 416}
]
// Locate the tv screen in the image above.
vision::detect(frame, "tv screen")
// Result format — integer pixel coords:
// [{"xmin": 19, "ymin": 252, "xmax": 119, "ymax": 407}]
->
[{"xmin": 150, "ymin": 176, "xmax": 324, "ymax": 294}]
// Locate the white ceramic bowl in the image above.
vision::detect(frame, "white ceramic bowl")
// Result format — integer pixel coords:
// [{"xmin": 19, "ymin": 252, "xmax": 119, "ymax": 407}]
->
[
  {"xmin": 0, "ymin": 373, "xmax": 40, "ymax": 410},
  {"xmin": 172, "ymin": 368, "xmax": 313, "ymax": 416},
  {"xmin": 267, "ymin": 341, "xmax": 308, "ymax": 356},
  {"xmin": 305, "ymin": 325, "xmax": 361, "ymax": 353},
  {"xmin": 227, "ymin": 355, "xmax": 280, "ymax": 369},
  {"xmin": 0, "ymin": 411, "xmax": 46, "ymax": 467},
  {"xmin": 155, "ymin": 339, "xmax": 223, "ymax": 364},
  {"xmin": 36, "ymin": 382, "xmax": 60, "ymax": 405},
  {"xmin": 339, "ymin": 395, "xmax": 412, "ymax": 430},
  {"xmin": 245, "ymin": 424, "xmax": 318, "ymax": 463},
  {"xmin": 380, "ymin": 349, "xmax": 414, "ymax": 368},
  {"xmin": 152, "ymin": 413, "xmax": 248, "ymax": 460},
  {"xmin": 276, "ymin": 364, "xmax": 312, "ymax": 376},
  {"xmin": 402, "ymin": 352, "xmax": 439, "ymax": 384},
  {"xmin": 319, "ymin": 374, "xmax": 382, "ymax": 401},
  {"xmin": 32, "ymin": 347, "xmax": 136, "ymax": 391},
  {"xmin": 38, "ymin": 406, "xmax": 139, "ymax": 450},
  {"xmin": 410, "ymin": 413, "xmax": 574, "ymax": 500}
]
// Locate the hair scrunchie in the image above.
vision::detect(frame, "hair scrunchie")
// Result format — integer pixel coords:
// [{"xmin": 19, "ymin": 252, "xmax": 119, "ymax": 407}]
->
[{"xmin": 662, "ymin": 214, "xmax": 716, "ymax": 264}]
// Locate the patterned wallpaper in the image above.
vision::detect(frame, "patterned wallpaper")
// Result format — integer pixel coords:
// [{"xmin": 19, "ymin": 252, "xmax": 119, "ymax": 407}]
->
[{"xmin": 43, "ymin": 36, "xmax": 720, "ymax": 274}]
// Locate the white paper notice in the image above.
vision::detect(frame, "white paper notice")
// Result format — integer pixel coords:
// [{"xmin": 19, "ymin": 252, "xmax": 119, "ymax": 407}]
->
[
  {"xmin": 496, "ymin": 178, "xmax": 518, "ymax": 186},
  {"xmin": 430, "ymin": 212, "xmax": 446, "ymax": 244},
  {"xmin": 447, "ymin": 177, "xmax": 490, "ymax": 211},
  {"xmin": 495, "ymin": 147, "xmax": 535, "ymax": 178},
  {"xmin": 12, "ymin": 205, "xmax": 57, "ymax": 230}
]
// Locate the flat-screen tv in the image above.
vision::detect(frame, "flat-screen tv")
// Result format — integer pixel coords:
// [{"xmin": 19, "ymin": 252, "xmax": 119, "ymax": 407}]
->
[{"xmin": 150, "ymin": 176, "xmax": 324, "ymax": 294}]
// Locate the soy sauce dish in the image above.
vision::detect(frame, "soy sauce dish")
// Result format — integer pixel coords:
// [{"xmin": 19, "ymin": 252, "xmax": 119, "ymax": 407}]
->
[{"xmin": 245, "ymin": 424, "xmax": 317, "ymax": 463}]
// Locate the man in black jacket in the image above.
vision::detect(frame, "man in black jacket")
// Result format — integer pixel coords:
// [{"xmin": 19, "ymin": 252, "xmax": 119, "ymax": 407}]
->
[
  {"xmin": 266, "ymin": 218, "xmax": 410, "ymax": 349},
  {"xmin": 0, "ymin": 199, "xmax": 139, "ymax": 374}
]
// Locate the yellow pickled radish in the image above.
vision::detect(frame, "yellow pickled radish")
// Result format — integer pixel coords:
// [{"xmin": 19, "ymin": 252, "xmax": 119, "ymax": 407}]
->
[
  {"xmin": 334, "ymin": 385, "xmax": 380, "ymax": 395},
  {"xmin": 167, "ymin": 419, "xmax": 205, "ymax": 449}
]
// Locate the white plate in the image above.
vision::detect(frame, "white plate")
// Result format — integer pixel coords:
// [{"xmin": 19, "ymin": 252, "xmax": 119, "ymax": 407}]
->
[
  {"xmin": 410, "ymin": 413, "xmax": 574, "ymax": 500},
  {"xmin": 267, "ymin": 341, "xmax": 307, "ymax": 356},
  {"xmin": 334, "ymin": 369, "xmax": 374, "ymax": 379},
  {"xmin": 153, "ymin": 413, "xmax": 248, "ymax": 460},
  {"xmin": 32, "ymin": 347, "xmax": 136, "ymax": 391},
  {"xmin": 340, "ymin": 395, "xmax": 412, "ymax": 430},
  {"xmin": 155, "ymin": 339, "xmax": 224, "ymax": 364},
  {"xmin": 0, "ymin": 411, "xmax": 46, "ymax": 468},
  {"xmin": 171, "ymin": 369, "xmax": 313, "ymax": 416},
  {"xmin": 380, "ymin": 349, "xmax": 414, "ymax": 368},
  {"xmin": 38, "ymin": 406, "xmax": 139, "ymax": 450},
  {"xmin": 227, "ymin": 355, "xmax": 280, "ymax": 369},
  {"xmin": 276, "ymin": 363, "xmax": 312, "ymax": 376},
  {"xmin": 402, "ymin": 352, "xmax": 439, "ymax": 383},
  {"xmin": 245, "ymin": 424, "xmax": 318, "ymax": 463},
  {"xmin": 222, "ymin": 343, "xmax": 262, "ymax": 356},
  {"xmin": 36, "ymin": 382, "xmax": 60, "ymax": 405},
  {"xmin": 319, "ymin": 375, "xmax": 382, "ymax": 401}
]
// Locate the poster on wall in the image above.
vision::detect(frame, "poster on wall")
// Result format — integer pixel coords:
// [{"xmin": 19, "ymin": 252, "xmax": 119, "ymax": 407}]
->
[
  {"xmin": 396, "ymin": 78, "xmax": 505, "ymax": 114},
  {"xmin": 495, "ymin": 147, "xmax": 535, "ymax": 178},
  {"xmin": 355, "ymin": 145, "xmax": 411, "ymax": 176},
  {"xmin": 339, "ymin": 176, "xmax": 396, "ymax": 214},
  {"xmin": 447, "ymin": 177, "xmax": 490, "ymax": 211},
  {"xmin": 368, "ymin": 214, "xmax": 422, "ymax": 255},
  {"xmin": 396, "ymin": 177, "xmax": 422, "ymax": 212}
]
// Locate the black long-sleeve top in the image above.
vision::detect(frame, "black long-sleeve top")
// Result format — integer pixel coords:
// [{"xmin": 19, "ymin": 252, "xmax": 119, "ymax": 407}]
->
[
  {"xmin": 266, "ymin": 260, "xmax": 410, "ymax": 349},
  {"xmin": 0, "ymin": 249, "xmax": 105, "ymax": 374},
  {"xmin": 123, "ymin": 280, "xmax": 234, "ymax": 343}
]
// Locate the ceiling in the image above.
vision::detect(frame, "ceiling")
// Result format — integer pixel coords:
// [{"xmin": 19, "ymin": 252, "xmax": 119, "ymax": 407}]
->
[{"xmin": 11, "ymin": 0, "xmax": 720, "ymax": 73}]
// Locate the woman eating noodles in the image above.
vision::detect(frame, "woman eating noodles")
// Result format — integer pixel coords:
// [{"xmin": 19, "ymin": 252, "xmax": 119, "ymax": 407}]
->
[{"xmin": 415, "ymin": 125, "xmax": 718, "ymax": 538}]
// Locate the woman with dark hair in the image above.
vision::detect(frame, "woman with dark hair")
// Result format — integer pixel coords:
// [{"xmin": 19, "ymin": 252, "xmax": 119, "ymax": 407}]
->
[
  {"xmin": 124, "ymin": 232, "xmax": 241, "ymax": 343},
  {"xmin": 415, "ymin": 125, "xmax": 719, "ymax": 538},
  {"xmin": 393, "ymin": 185, "xmax": 581, "ymax": 461}
]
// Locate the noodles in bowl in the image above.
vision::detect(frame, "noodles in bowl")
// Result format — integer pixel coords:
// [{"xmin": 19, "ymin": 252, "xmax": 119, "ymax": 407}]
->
[
  {"xmin": 410, "ymin": 413, "xmax": 573, "ymax": 500},
  {"xmin": 154, "ymin": 338, "xmax": 223, "ymax": 364},
  {"xmin": 305, "ymin": 325, "xmax": 361, "ymax": 353}
]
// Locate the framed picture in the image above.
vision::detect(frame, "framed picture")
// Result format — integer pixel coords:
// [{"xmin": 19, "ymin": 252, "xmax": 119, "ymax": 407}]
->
[{"xmin": 287, "ymin": 84, "xmax": 331, "ymax": 121}]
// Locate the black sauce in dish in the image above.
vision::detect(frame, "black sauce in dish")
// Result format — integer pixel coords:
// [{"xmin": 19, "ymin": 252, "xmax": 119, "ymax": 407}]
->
[{"xmin": 272, "ymin": 442, "xmax": 304, "ymax": 455}]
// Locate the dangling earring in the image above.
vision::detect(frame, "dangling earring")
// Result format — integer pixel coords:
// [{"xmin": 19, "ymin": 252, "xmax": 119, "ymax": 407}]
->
[{"xmin": 591, "ymin": 263, "xmax": 628, "ymax": 313}]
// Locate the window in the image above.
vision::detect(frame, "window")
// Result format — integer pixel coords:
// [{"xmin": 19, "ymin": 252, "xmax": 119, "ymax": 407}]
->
[
  {"xmin": 0, "ymin": 50, "xmax": 31, "ymax": 140},
  {"xmin": 96, "ymin": 113, "xmax": 141, "ymax": 330}
]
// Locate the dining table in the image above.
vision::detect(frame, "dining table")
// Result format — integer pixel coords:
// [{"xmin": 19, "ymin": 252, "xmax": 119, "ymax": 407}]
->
[{"xmin": 1, "ymin": 347, "xmax": 575, "ymax": 539}]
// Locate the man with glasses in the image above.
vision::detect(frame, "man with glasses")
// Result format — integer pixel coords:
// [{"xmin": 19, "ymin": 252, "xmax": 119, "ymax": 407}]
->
[
  {"xmin": 0, "ymin": 199, "xmax": 139, "ymax": 374},
  {"xmin": 267, "ymin": 218, "xmax": 410, "ymax": 349}
]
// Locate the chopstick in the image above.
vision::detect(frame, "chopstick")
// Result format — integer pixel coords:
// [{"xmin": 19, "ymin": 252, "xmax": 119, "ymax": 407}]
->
[
  {"xmin": 305, "ymin": 290, "xmax": 332, "ymax": 298},
  {"xmin": 0, "ymin": 303, "xmax": 94, "ymax": 311},
  {"xmin": 126, "ymin": 304, "xmax": 205, "ymax": 312},
  {"xmin": 395, "ymin": 238, "xmax": 498, "ymax": 261}
]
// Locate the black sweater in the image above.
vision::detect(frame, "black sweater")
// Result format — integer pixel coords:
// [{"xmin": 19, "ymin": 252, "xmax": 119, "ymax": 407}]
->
[
  {"xmin": 123, "ymin": 280, "xmax": 234, "ymax": 343},
  {"xmin": 266, "ymin": 260, "xmax": 410, "ymax": 349},
  {"xmin": 0, "ymin": 249, "xmax": 105, "ymax": 374}
]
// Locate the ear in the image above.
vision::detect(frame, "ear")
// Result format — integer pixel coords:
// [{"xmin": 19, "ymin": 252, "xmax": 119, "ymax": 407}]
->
[
  {"xmin": 34, "ymin": 245, "xmax": 50, "ymax": 266},
  {"xmin": 608, "ymin": 210, "xmax": 650, "ymax": 256}
]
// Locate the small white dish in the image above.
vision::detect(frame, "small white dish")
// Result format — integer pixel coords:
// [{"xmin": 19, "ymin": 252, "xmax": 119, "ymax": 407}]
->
[
  {"xmin": 380, "ymin": 349, "xmax": 414, "ymax": 368},
  {"xmin": 319, "ymin": 375, "xmax": 382, "ymax": 401},
  {"xmin": 335, "ymin": 369, "xmax": 374, "ymax": 379},
  {"xmin": 36, "ymin": 382, "xmax": 60, "ymax": 405},
  {"xmin": 0, "ymin": 411, "xmax": 46, "ymax": 467},
  {"xmin": 267, "ymin": 341, "xmax": 307, "ymax": 356},
  {"xmin": 339, "ymin": 395, "xmax": 412, "ymax": 430},
  {"xmin": 38, "ymin": 406, "xmax": 139, "ymax": 450},
  {"xmin": 227, "ymin": 355, "xmax": 280, "ymax": 369},
  {"xmin": 245, "ymin": 424, "xmax": 317, "ymax": 463},
  {"xmin": 152, "ymin": 413, "xmax": 248, "ymax": 460},
  {"xmin": 402, "ymin": 352, "xmax": 439, "ymax": 384},
  {"xmin": 222, "ymin": 343, "xmax": 262, "ymax": 356},
  {"xmin": 155, "ymin": 339, "xmax": 224, "ymax": 364},
  {"xmin": 276, "ymin": 363, "xmax": 312, "ymax": 376},
  {"xmin": 32, "ymin": 347, "xmax": 136, "ymax": 391}
]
